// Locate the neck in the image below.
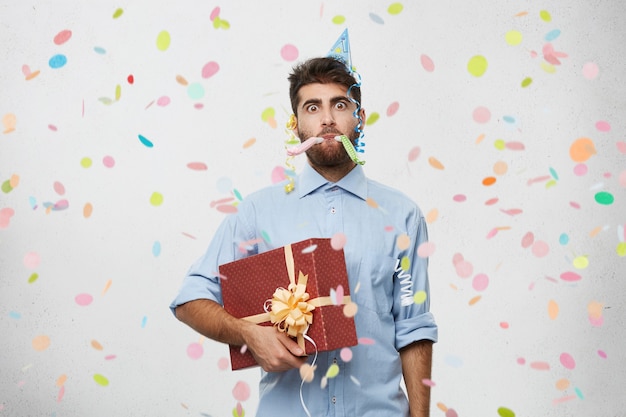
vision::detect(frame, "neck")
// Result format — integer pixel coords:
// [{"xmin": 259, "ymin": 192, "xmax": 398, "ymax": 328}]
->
[{"xmin": 308, "ymin": 160, "xmax": 357, "ymax": 183}]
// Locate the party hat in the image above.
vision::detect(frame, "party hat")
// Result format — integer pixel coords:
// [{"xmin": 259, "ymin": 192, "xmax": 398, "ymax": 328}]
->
[{"xmin": 327, "ymin": 28, "xmax": 352, "ymax": 71}]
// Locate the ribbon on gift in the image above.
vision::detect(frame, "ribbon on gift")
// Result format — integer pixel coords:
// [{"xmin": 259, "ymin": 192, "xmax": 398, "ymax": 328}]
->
[{"xmin": 241, "ymin": 243, "xmax": 351, "ymax": 350}]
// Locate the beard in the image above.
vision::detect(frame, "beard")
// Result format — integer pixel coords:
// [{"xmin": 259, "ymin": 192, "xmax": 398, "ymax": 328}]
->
[{"xmin": 297, "ymin": 126, "xmax": 360, "ymax": 167}]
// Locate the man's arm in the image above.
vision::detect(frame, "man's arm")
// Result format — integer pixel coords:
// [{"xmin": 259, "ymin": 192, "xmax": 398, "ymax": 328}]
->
[
  {"xmin": 175, "ymin": 299, "xmax": 307, "ymax": 372},
  {"xmin": 400, "ymin": 339, "xmax": 434, "ymax": 417}
]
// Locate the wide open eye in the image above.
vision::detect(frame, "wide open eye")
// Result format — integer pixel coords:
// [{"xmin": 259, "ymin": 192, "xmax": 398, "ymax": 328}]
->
[
  {"xmin": 335, "ymin": 101, "xmax": 348, "ymax": 110},
  {"xmin": 306, "ymin": 104, "xmax": 319, "ymax": 113}
]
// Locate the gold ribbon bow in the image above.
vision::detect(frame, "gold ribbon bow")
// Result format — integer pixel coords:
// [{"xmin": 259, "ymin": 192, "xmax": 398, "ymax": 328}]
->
[{"xmin": 269, "ymin": 271, "xmax": 315, "ymax": 349}]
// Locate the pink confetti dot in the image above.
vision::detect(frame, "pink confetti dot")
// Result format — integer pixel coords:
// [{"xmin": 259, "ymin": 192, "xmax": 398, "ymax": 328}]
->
[
  {"xmin": 421, "ymin": 378, "xmax": 436, "ymax": 387},
  {"xmin": 23, "ymin": 252, "xmax": 41, "ymax": 269},
  {"xmin": 417, "ymin": 241, "xmax": 436, "ymax": 258},
  {"xmin": 560, "ymin": 271, "xmax": 581, "ymax": 282},
  {"xmin": 102, "ymin": 156, "xmax": 115, "ymax": 168},
  {"xmin": 617, "ymin": 142, "xmax": 626, "ymax": 154},
  {"xmin": 201, "ymin": 61, "xmax": 220, "ymax": 79},
  {"xmin": 156, "ymin": 96, "xmax": 171, "ymax": 106},
  {"xmin": 330, "ymin": 232, "xmax": 347, "ymax": 250},
  {"xmin": 500, "ymin": 321, "xmax": 510, "ymax": 329},
  {"xmin": 485, "ymin": 197, "xmax": 499, "ymax": 206},
  {"xmin": 560, "ymin": 352, "xmax": 576, "ymax": 370},
  {"xmin": 386, "ymin": 101, "xmax": 399, "ymax": 117},
  {"xmin": 472, "ymin": 273, "xmax": 489, "ymax": 291},
  {"xmin": 217, "ymin": 357, "xmax": 229, "ymax": 370},
  {"xmin": 531, "ymin": 240, "xmax": 549, "ymax": 257},
  {"xmin": 187, "ymin": 162, "xmax": 207, "ymax": 171},
  {"xmin": 521, "ymin": 231, "xmax": 534, "ymax": 248},
  {"xmin": 573, "ymin": 163, "xmax": 588, "ymax": 176},
  {"xmin": 446, "ymin": 409, "xmax": 458, "ymax": 417},
  {"xmin": 232, "ymin": 381, "xmax": 250, "ymax": 401},
  {"xmin": 209, "ymin": 6, "xmax": 220, "ymax": 21},
  {"xmin": 595, "ymin": 120, "xmax": 611, "ymax": 132},
  {"xmin": 408, "ymin": 146, "xmax": 421, "ymax": 162},
  {"xmin": 530, "ymin": 361, "xmax": 550, "ymax": 370},
  {"xmin": 473, "ymin": 106, "xmax": 491, "ymax": 123},
  {"xmin": 420, "ymin": 54, "xmax": 435, "ymax": 72},
  {"xmin": 597, "ymin": 350, "xmax": 607, "ymax": 359},
  {"xmin": 53, "ymin": 181, "xmax": 65, "ymax": 196},
  {"xmin": 455, "ymin": 260, "xmax": 473, "ymax": 278},
  {"xmin": 53, "ymin": 29, "xmax": 72, "ymax": 45},
  {"xmin": 340, "ymin": 347, "xmax": 353, "ymax": 362},
  {"xmin": 517, "ymin": 357, "xmax": 526, "ymax": 365},
  {"xmin": 75, "ymin": 293, "xmax": 93, "ymax": 306},
  {"xmin": 186, "ymin": 342, "xmax": 203, "ymax": 360},
  {"xmin": 619, "ymin": 170, "xmax": 626, "ymax": 187},
  {"xmin": 48, "ymin": 124, "xmax": 58, "ymax": 131},
  {"xmin": 0, "ymin": 207, "xmax": 15, "ymax": 229},
  {"xmin": 453, "ymin": 194, "xmax": 467, "ymax": 202},
  {"xmin": 582, "ymin": 62, "xmax": 599, "ymax": 79},
  {"xmin": 280, "ymin": 44, "xmax": 299, "ymax": 62}
]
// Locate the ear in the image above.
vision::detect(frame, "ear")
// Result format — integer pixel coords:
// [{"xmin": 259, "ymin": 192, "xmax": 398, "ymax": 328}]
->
[{"xmin": 359, "ymin": 108, "xmax": 366, "ymax": 126}]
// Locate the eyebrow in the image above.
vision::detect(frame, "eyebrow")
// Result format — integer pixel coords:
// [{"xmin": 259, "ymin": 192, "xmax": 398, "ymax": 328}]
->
[{"xmin": 300, "ymin": 95, "xmax": 350, "ymax": 110}]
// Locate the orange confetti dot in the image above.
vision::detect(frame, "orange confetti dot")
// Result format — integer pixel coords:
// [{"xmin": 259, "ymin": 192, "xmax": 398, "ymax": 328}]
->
[
  {"xmin": 175, "ymin": 75, "xmax": 189, "ymax": 86},
  {"xmin": 56, "ymin": 374, "xmax": 68, "ymax": 387},
  {"xmin": 587, "ymin": 301, "xmax": 603, "ymax": 319},
  {"xmin": 267, "ymin": 117, "xmax": 277, "ymax": 129},
  {"xmin": 242, "ymin": 137, "xmax": 256, "ymax": 148},
  {"xmin": 548, "ymin": 299, "xmax": 559, "ymax": 320},
  {"xmin": 10, "ymin": 174, "xmax": 20, "ymax": 188},
  {"xmin": 396, "ymin": 234, "xmax": 410, "ymax": 250},
  {"xmin": 428, "ymin": 156, "xmax": 445, "ymax": 170},
  {"xmin": 469, "ymin": 295, "xmax": 482, "ymax": 305},
  {"xmin": 102, "ymin": 279, "xmax": 112, "ymax": 295},
  {"xmin": 475, "ymin": 133, "xmax": 486, "ymax": 144},
  {"xmin": 425, "ymin": 208, "xmax": 438, "ymax": 224},
  {"xmin": 437, "ymin": 402, "xmax": 448, "ymax": 412},
  {"xmin": 493, "ymin": 161, "xmax": 508, "ymax": 175},
  {"xmin": 91, "ymin": 340, "xmax": 104, "ymax": 350},
  {"xmin": 366, "ymin": 197, "xmax": 379, "ymax": 208},
  {"xmin": 83, "ymin": 202, "xmax": 93, "ymax": 218},
  {"xmin": 569, "ymin": 137, "xmax": 596, "ymax": 162},
  {"xmin": 515, "ymin": 11, "xmax": 529, "ymax": 17},
  {"xmin": 32, "ymin": 335, "xmax": 51, "ymax": 351},
  {"xmin": 482, "ymin": 176, "xmax": 497, "ymax": 186},
  {"xmin": 589, "ymin": 226, "xmax": 602, "ymax": 238},
  {"xmin": 556, "ymin": 378, "xmax": 570, "ymax": 390}
]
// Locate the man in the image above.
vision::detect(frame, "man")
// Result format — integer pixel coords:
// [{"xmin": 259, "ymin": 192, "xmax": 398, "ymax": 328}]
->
[{"xmin": 171, "ymin": 54, "xmax": 437, "ymax": 416}]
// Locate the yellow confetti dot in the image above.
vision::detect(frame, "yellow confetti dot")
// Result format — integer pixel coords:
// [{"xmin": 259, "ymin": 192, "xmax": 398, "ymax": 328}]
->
[
  {"xmin": 467, "ymin": 55, "xmax": 488, "ymax": 77},
  {"xmin": 539, "ymin": 10, "xmax": 552, "ymax": 22},
  {"xmin": 521, "ymin": 77, "xmax": 533, "ymax": 87},
  {"xmin": 573, "ymin": 255, "xmax": 589, "ymax": 269},
  {"xmin": 332, "ymin": 15, "xmax": 346, "ymax": 24},
  {"xmin": 80, "ymin": 157, "xmax": 92, "ymax": 168},
  {"xmin": 325, "ymin": 363, "xmax": 340, "ymax": 378},
  {"xmin": 548, "ymin": 299, "xmax": 559, "ymax": 320},
  {"xmin": 541, "ymin": 61, "xmax": 557, "ymax": 74},
  {"xmin": 400, "ymin": 256, "xmax": 410, "ymax": 271},
  {"xmin": 365, "ymin": 112, "xmax": 380, "ymax": 125},
  {"xmin": 93, "ymin": 374, "xmax": 109, "ymax": 386},
  {"xmin": 388, "ymin": 3, "xmax": 404, "ymax": 15},
  {"xmin": 494, "ymin": 139, "xmax": 506, "ymax": 150},
  {"xmin": 156, "ymin": 30, "xmax": 171, "ymax": 51},
  {"xmin": 112, "ymin": 8, "xmax": 123, "ymax": 19},
  {"xmin": 505, "ymin": 30, "xmax": 522, "ymax": 46},
  {"xmin": 617, "ymin": 242, "xmax": 626, "ymax": 257},
  {"xmin": 261, "ymin": 107, "xmax": 275, "ymax": 122},
  {"xmin": 413, "ymin": 290, "xmax": 427, "ymax": 304},
  {"xmin": 150, "ymin": 192, "xmax": 164, "ymax": 206}
]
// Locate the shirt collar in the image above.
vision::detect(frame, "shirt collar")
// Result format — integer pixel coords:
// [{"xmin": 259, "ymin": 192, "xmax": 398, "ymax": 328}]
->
[{"xmin": 298, "ymin": 163, "xmax": 368, "ymax": 201}]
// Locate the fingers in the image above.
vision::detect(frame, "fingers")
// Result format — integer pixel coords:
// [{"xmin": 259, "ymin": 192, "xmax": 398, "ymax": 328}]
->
[{"xmin": 245, "ymin": 326, "xmax": 308, "ymax": 372}]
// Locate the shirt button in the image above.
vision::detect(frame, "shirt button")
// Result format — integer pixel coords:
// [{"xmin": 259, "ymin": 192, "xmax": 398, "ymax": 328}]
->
[
  {"xmin": 331, "ymin": 396, "xmax": 336, "ymax": 404},
  {"xmin": 330, "ymin": 207, "xmax": 336, "ymax": 214},
  {"xmin": 333, "ymin": 358, "xmax": 338, "ymax": 364}
]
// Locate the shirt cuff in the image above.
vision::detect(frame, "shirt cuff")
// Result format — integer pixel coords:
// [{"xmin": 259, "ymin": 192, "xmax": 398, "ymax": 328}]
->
[
  {"xmin": 169, "ymin": 274, "xmax": 222, "ymax": 316},
  {"xmin": 395, "ymin": 312, "xmax": 438, "ymax": 350}
]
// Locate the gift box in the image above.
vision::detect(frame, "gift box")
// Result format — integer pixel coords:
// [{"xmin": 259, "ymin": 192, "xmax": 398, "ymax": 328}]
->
[{"xmin": 219, "ymin": 238, "xmax": 358, "ymax": 370}]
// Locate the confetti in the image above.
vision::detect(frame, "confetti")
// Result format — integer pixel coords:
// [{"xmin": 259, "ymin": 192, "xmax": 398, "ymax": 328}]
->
[
  {"xmin": 473, "ymin": 106, "xmax": 491, "ymax": 123},
  {"xmin": 187, "ymin": 342, "xmax": 203, "ymax": 360},
  {"xmin": 428, "ymin": 157, "xmax": 445, "ymax": 170},
  {"xmin": 242, "ymin": 137, "xmax": 256, "ymax": 149},
  {"xmin": 369, "ymin": 12, "xmax": 384, "ymax": 24},
  {"xmin": 417, "ymin": 241, "xmax": 435, "ymax": 258},
  {"xmin": 560, "ymin": 271, "xmax": 581, "ymax": 282},
  {"xmin": 386, "ymin": 101, "xmax": 399, "ymax": 117},
  {"xmin": 93, "ymin": 374, "xmax": 109, "ymax": 386},
  {"xmin": 365, "ymin": 112, "xmax": 379, "ymax": 125},
  {"xmin": 49, "ymin": 54, "xmax": 67, "ymax": 69},
  {"xmin": 408, "ymin": 146, "xmax": 421, "ymax": 161},
  {"xmin": 569, "ymin": 137, "xmax": 596, "ymax": 162},
  {"xmin": 472, "ymin": 273, "xmax": 489, "ymax": 291},
  {"xmin": 582, "ymin": 62, "xmax": 599, "ymax": 79},
  {"xmin": 75, "ymin": 293, "xmax": 93, "ymax": 306},
  {"xmin": 467, "ymin": 55, "xmax": 488, "ymax": 77},
  {"xmin": 187, "ymin": 83, "xmax": 205, "ymax": 100},
  {"xmin": 112, "ymin": 8, "xmax": 123, "ymax": 18},
  {"xmin": 388, "ymin": 3, "xmax": 404, "ymax": 15},
  {"xmin": 594, "ymin": 191, "xmax": 614, "ymax": 205},
  {"xmin": 83, "ymin": 203, "xmax": 93, "ymax": 218},
  {"xmin": 156, "ymin": 30, "xmax": 171, "ymax": 51},
  {"xmin": 0, "ymin": 207, "xmax": 15, "ymax": 229},
  {"xmin": 23, "ymin": 252, "xmax": 41, "ymax": 269},
  {"xmin": 531, "ymin": 240, "xmax": 549, "ymax": 257},
  {"xmin": 150, "ymin": 192, "xmax": 164, "ymax": 206},
  {"xmin": 201, "ymin": 61, "xmax": 219, "ymax": 78},
  {"xmin": 330, "ymin": 232, "xmax": 347, "ymax": 250},
  {"xmin": 299, "ymin": 363, "xmax": 316, "ymax": 382},
  {"xmin": 281, "ymin": 44, "xmax": 299, "ymax": 61},
  {"xmin": 413, "ymin": 290, "xmax": 427, "ymax": 304},
  {"xmin": 560, "ymin": 352, "xmax": 576, "ymax": 370},
  {"xmin": 232, "ymin": 381, "xmax": 251, "ymax": 401},
  {"xmin": 497, "ymin": 407, "xmax": 516, "ymax": 417},
  {"xmin": 548, "ymin": 300, "xmax": 559, "ymax": 319},
  {"xmin": 2, "ymin": 113, "xmax": 17, "ymax": 133},
  {"xmin": 420, "ymin": 54, "xmax": 434, "ymax": 72},
  {"xmin": 32, "ymin": 335, "xmax": 51, "ymax": 351},
  {"xmin": 332, "ymin": 15, "xmax": 346, "ymax": 24},
  {"xmin": 505, "ymin": 30, "xmax": 523, "ymax": 46}
]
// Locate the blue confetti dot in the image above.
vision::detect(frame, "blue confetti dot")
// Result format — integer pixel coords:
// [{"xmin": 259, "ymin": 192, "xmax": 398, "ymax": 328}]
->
[
  {"xmin": 549, "ymin": 167, "xmax": 559, "ymax": 180},
  {"xmin": 544, "ymin": 29, "xmax": 561, "ymax": 41},
  {"xmin": 559, "ymin": 233, "xmax": 569, "ymax": 245},
  {"xmin": 93, "ymin": 46, "xmax": 107, "ymax": 54},
  {"xmin": 49, "ymin": 54, "xmax": 67, "ymax": 69},
  {"xmin": 503, "ymin": 115, "xmax": 516, "ymax": 124},
  {"xmin": 187, "ymin": 82, "xmax": 205, "ymax": 100},
  {"xmin": 138, "ymin": 134, "xmax": 154, "ymax": 148},
  {"xmin": 152, "ymin": 241, "xmax": 161, "ymax": 257},
  {"xmin": 141, "ymin": 316, "xmax": 147, "ymax": 328},
  {"xmin": 369, "ymin": 12, "xmax": 385, "ymax": 24},
  {"xmin": 9, "ymin": 311, "xmax": 21, "ymax": 319}
]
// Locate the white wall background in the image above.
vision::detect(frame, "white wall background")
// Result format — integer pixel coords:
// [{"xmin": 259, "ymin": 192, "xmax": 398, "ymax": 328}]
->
[{"xmin": 1, "ymin": 1, "xmax": 625, "ymax": 416}]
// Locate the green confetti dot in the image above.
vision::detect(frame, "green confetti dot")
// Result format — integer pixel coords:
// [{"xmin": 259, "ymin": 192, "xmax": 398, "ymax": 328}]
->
[
  {"xmin": 156, "ymin": 30, "xmax": 171, "ymax": 51},
  {"xmin": 28, "ymin": 273, "xmax": 39, "ymax": 284},
  {"xmin": 521, "ymin": 77, "xmax": 533, "ymax": 87},
  {"xmin": 497, "ymin": 407, "xmax": 515, "ymax": 417},
  {"xmin": 187, "ymin": 82, "xmax": 205, "ymax": 100},
  {"xmin": 594, "ymin": 191, "xmax": 614, "ymax": 205},
  {"xmin": 539, "ymin": 10, "xmax": 552, "ymax": 22},
  {"xmin": 505, "ymin": 30, "xmax": 522, "ymax": 46},
  {"xmin": 150, "ymin": 192, "xmax": 164, "ymax": 207},
  {"xmin": 365, "ymin": 112, "xmax": 380, "ymax": 126},
  {"xmin": 494, "ymin": 139, "xmax": 506, "ymax": 150},
  {"xmin": 233, "ymin": 188, "xmax": 243, "ymax": 201},
  {"xmin": 332, "ymin": 15, "xmax": 346, "ymax": 24},
  {"xmin": 388, "ymin": 3, "xmax": 404, "ymax": 15},
  {"xmin": 112, "ymin": 8, "xmax": 123, "ymax": 19},
  {"xmin": 413, "ymin": 290, "xmax": 427, "ymax": 304},
  {"xmin": 261, "ymin": 230, "xmax": 271, "ymax": 243},
  {"xmin": 93, "ymin": 374, "xmax": 109, "ymax": 386},
  {"xmin": 400, "ymin": 256, "xmax": 410, "ymax": 271},
  {"xmin": 1, "ymin": 180, "xmax": 13, "ymax": 193},
  {"xmin": 468, "ymin": 55, "xmax": 488, "ymax": 77},
  {"xmin": 261, "ymin": 107, "xmax": 275, "ymax": 122},
  {"xmin": 80, "ymin": 157, "xmax": 93, "ymax": 168}
]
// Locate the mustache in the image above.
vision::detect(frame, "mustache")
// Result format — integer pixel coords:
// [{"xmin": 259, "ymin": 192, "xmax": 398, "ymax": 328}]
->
[{"xmin": 318, "ymin": 128, "xmax": 343, "ymax": 136}]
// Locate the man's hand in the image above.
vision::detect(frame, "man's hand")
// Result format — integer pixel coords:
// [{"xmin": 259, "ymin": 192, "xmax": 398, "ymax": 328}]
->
[{"xmin": 242, "ymin": 324, "xmax": 308, "ymax": 372}]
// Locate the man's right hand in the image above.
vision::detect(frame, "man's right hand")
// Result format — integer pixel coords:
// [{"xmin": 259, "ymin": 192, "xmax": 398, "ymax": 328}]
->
[{"xmin": 242, "ymin": 323, "xmax": 308, "ymax": 372}]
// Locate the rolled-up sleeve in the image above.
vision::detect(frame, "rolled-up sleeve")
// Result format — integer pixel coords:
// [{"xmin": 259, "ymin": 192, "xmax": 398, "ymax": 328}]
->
[{"xmin": 392, "ymin": 209, "xmax": 438, "ymax": 350}]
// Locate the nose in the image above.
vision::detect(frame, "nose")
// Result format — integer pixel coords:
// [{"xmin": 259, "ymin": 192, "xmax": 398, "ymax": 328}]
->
[{"xmin": 320, "ymin": 108, "xmax": 336, "ymax": 126}]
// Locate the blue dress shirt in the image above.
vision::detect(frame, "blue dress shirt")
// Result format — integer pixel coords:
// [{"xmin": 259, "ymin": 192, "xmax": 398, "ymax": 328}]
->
[{"xmin": 171, "ymin": 163, "xmax": 438, "ymax": 417}]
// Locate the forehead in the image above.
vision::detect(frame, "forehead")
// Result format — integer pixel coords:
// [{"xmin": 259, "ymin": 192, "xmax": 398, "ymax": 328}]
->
[{"xmin": 297, "ymin": 83, "xmax": 349, "ymax": 105}]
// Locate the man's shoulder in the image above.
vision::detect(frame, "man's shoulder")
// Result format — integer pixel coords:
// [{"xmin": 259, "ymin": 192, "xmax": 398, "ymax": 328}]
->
[{"xmin": 366, "ymin": 177, "xmax": 422, "ymax": 214}]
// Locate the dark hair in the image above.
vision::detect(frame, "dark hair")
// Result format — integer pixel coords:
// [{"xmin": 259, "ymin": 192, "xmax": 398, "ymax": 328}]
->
[{"xmin": 288, "ymin": 57, "xmax": 361, "ymax": 116}]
